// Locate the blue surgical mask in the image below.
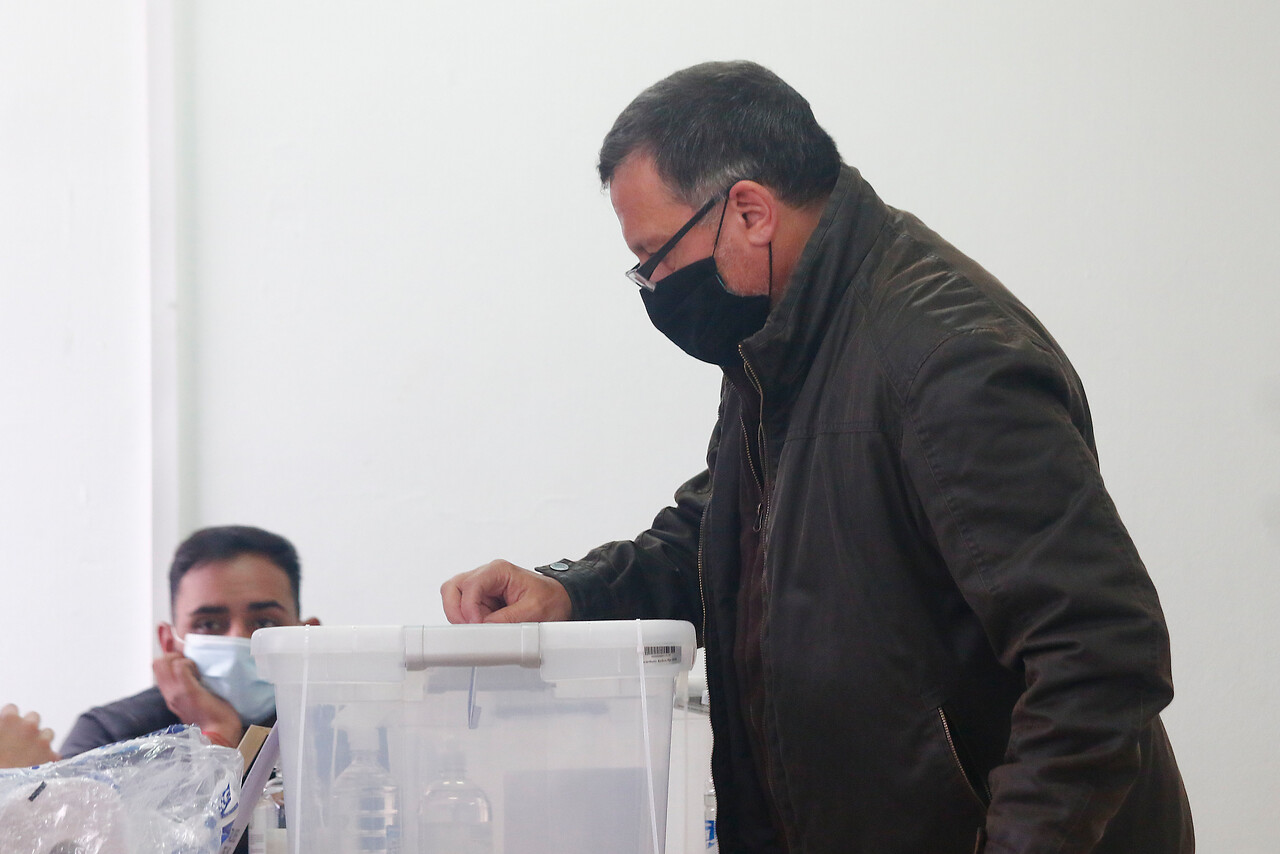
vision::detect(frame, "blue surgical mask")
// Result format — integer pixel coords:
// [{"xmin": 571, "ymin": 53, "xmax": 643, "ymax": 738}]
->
[{"xmin": 178, "ymin": 633, "xmax": 276, "ymax": 723}]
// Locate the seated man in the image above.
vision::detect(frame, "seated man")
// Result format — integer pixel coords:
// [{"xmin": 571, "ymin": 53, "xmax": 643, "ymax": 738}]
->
[
  {"xmin": 0, "ymin": 703, "xmax": 58, "ymax": 768},
  {"xmin": 61, "ymin": 525, "xmax": 320, "ymax": 757}
]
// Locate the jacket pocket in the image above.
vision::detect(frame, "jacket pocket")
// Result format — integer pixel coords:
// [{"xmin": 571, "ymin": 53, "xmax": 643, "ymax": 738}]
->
[{"xmin": 937, "ymin": 706, "xmax": 991, "ymax": 809}]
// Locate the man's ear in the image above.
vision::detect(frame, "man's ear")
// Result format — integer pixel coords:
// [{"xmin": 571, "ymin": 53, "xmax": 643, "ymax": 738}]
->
[
  {"xmin": 157, "ymin": 622, "xmax": 179, "ymax": 654},
  {"xmin": 728, "ymin": 180, "xmax": 778, "ymax": 247}
]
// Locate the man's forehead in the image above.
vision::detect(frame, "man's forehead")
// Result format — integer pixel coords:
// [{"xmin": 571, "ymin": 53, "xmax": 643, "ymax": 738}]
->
[
  {"xmin": 173, "ymin": 555, "xmax": 295, "ymax": 607},
  {"xmin": 611, "ymin": 152, "xmax": 681, "ymax": 203},
  {"xmin": 610, "ymin": 153, "xmax": 696, "ymax": 250}
]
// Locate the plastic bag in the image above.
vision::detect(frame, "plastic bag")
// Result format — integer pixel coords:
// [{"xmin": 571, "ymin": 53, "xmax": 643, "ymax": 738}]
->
[{"xmin": 0, "ymin": 724, "xmax": 242, "ymax": 854}]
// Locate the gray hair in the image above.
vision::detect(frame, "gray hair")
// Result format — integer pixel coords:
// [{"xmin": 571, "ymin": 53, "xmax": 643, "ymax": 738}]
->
[{"xmin": 598, "ymin": 61, "xmax": 841, "ymax": 208}]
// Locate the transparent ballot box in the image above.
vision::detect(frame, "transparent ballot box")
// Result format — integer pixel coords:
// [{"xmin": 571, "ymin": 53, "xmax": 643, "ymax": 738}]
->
[{"xmin": 252, "ymin": 620, "xmax": 697, "ymax": 854}]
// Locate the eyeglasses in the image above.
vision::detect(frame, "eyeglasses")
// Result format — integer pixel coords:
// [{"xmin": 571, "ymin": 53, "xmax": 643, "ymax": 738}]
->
[{"xmin": 626, "ymin": 192, "xmax": 727, "ymax": 291}]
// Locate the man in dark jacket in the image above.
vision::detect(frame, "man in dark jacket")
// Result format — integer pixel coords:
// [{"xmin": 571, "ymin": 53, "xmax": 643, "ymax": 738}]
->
[{"xmin": 442, "ymin": 61, "xmax": 1193, "ymax": 853}]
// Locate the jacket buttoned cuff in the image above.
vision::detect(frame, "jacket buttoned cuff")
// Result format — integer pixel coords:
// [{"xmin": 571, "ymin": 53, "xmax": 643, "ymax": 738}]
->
[{"xmin": 534, "ymin": 559, "xmax": 616, "ymax": 621}]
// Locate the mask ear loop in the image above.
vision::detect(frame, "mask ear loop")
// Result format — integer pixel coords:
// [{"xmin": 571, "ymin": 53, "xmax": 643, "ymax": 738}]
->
[
  {"xmin": 712, "ymin": 187, "xmax": 774, "ymax": 301},
  {"xmin": 767, "ymin": 242, "xmax": 774, "ymax": 298},
  {"xmin": 710, "ymin": 195, "xmax": 731, "ymax": 253}
]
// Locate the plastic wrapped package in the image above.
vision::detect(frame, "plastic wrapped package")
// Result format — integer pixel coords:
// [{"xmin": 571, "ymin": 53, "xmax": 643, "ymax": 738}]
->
[{"xmin": 0, "ymin": 724, "xmax": 242, "ymax": 854}]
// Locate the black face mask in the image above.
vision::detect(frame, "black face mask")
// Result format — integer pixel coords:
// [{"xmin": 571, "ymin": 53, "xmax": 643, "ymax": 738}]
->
[{"xmin": 640, "ymin": 257, "xmax": 771, "ymax": 367}]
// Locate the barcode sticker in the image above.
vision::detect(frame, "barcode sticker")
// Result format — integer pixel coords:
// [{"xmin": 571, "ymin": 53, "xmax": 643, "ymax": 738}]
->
[{"xmin": 643, "ymin": 644, "xmax": 681, "ymax": 665}]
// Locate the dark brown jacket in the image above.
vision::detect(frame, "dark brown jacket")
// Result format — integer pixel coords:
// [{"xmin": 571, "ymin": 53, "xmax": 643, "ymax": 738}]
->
[{"xmin": 542, "ymin": 165, "xmax": 1193, "ymax": 853}]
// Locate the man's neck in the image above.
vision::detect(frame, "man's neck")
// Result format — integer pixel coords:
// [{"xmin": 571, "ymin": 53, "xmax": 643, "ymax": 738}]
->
[{"xmin": 770, "ymin": 199, "xmax": 828, "ymax": 305}]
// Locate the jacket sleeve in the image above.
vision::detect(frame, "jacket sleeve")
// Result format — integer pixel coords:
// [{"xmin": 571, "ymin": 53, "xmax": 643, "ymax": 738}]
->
[
  {"xmin": 58, "ymin": 687, "xmax": 183, "ymax": 759},
  {"xmin": 535, "ymin": 398, "xmax": 725, "ymax": 635},
  {"xmin": 900, "ymin": 327, "xmax": 1175, "ymax": 853},
  {"xmin": 58, "ymin": 709, "xmax": 116, "ymax": 759}
]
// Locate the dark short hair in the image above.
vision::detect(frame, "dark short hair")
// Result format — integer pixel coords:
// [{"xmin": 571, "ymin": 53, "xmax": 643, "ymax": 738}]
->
[
  {"xmin": 169, "ymin": 525, "xmax": 302, "ymax": 613},
  {"xmin": 598, "ymin": 60, "xmax": 841, "ymax": 208}
]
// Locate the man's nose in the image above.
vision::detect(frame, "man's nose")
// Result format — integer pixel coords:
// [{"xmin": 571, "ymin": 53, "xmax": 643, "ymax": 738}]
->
[{"xmin": 228, "ymin": 621, "xmax": 255, "ymax": 639}]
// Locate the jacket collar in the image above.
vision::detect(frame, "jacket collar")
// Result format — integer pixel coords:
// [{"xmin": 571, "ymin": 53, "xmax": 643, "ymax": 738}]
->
[{"xmin": 737, "ymin": 165, "xmax": 890, "ymax": 409}]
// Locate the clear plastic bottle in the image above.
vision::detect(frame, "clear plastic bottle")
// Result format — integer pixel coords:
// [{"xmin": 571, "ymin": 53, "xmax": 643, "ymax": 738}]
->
[
  {"xmin": 703, "ymin": 774, "xmax": 718, "ymax": 852},
  {"xmin": 332, "ymin": 728, "xmax": 402, "ymax": 853},
  {"xmin": 418, "ymin": 740, "xmax": 492, "ymax": 854},
  {"xmin": 248, "ymin": 771, "xmax": 287, "ymax": 854}
]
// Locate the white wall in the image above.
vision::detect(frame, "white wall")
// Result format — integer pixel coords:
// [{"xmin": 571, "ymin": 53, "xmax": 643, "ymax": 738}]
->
[
  {"xmin": 0, "ymin": 0, "xmax": 153, "ymax": 743},
  {"xmin": 5, "ymin": 1, "xmax": 1278, "ymax": 851}
]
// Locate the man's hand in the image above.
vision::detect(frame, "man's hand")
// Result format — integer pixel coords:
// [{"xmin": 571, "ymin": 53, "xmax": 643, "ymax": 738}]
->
[
  {"xmin": 441, "ymin": 559, "xmax": 573, "ymax": 624},
  {"xmin": 153, "ymin": 651, "xmax": 243, "ymax": 748},
  {"xmin": 0, "ymin": 703, "xmax": 58, "ymax": 767}
]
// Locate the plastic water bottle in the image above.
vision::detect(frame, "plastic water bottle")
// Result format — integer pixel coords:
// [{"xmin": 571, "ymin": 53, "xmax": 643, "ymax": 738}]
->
[
  {"xmin": 418, "ymin": 740, "xmax": 492, "ymax": 854},
  {"xmin": 332, "ymin": 729, "xmax": 401, "ymax": 853},
  {"xmin": 704, "ymin": 774, "xmax": 718, "ymax": 852},
  {"xmin": 248, "ymin": 772, "xmax": 287, "ymax": 854}
]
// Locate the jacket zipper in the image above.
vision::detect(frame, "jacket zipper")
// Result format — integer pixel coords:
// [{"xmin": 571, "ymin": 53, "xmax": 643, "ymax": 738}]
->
[
  {"xmin": 937, "ymin": 708, "xmax": 991, "ymax": 807},
  {"xmin": 740, "ymin": 349, "xmax": 770, "ymax": 532},
  {"xmin": 697, "ymin": 495, "xmax": 710, "ymax": 648},
  {"xmin": 739, "ymin": 417, "xmax": 763, "ymax": 530},
  {"xmin": 695, "ymin": 470, "xmax": 716, "ymax": 835},
  {"xmin": 740, "ymin": 345, "xmax": 791, "ymax": 844}
]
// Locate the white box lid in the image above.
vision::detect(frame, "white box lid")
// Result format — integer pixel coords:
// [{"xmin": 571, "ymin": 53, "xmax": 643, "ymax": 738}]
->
[{"xmin": 251, "ymin": 620, "xmax": 696, "ymax": 684}]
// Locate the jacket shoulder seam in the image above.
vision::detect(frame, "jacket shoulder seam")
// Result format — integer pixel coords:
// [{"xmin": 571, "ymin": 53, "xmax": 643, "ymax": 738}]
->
[{"xmin": 899, "ymin": 328, "xmax": 1003, "ymax": 599}]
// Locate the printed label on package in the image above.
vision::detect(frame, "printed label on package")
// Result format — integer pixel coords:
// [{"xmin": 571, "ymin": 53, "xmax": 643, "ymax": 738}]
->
[{"xmin": 643, "ymin": 644, "xmax": 682, "ymax": 665}]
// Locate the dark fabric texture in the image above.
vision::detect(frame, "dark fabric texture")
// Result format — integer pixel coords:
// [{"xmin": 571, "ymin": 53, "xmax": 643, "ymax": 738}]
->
[
  {"xmin": 62, "ymin": 685, "xmax": 275, "ymax": 758},
  {"xmin": 538, "ymin": 165, "xmax": 1193, "ymax": 853},
  {"xmin": 60, "ymin": 686, "xmax": 181, "ymax": 759}
]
